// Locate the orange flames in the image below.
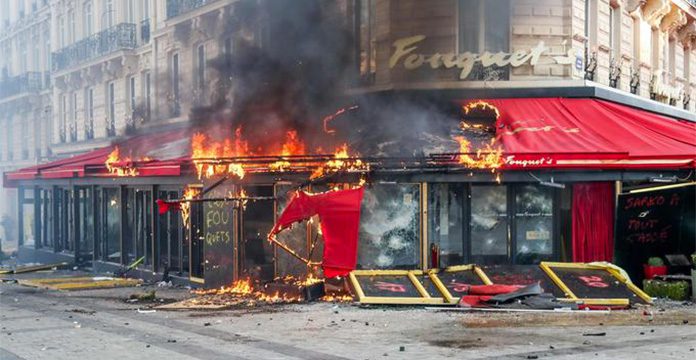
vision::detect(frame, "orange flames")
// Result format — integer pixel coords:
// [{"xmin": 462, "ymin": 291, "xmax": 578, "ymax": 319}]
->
[
  {"xmin": 105, "ymin": 147, "xmax": 138, "ymax": 176},
  {"xmin": 269, "ymin": 130, "xmax": 307, "ymax": 171},
  {"xmin": 453, "ymin": 137, "xmax": 503, "ymax": 170},
  {"xmin": 310, "ymin": 144, "xmax": 368, "ymax": 180},
  {"xmin": 180, "ymin": 186, "xmax": 201, "ymax": 227},
  {"xmin": 191, "ymin": 127, "xmax": 249, "ymax": 180},
  {"xmin": 193, "ymin": 275, "xmax": 350, "ymax": 304}
]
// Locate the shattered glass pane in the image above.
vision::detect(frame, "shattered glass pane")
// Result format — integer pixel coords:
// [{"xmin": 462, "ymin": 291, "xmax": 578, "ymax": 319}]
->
[
  {"xmin": 515, "ymin": 184, "xmax": 554, "ymax": 263},
  {"xmin": 358, "ymin": 184, "xmax": 420, "ymax": 269},
  {"xmin": 470, "ymin": 185, "xmax": 508, "ymax": 256}
]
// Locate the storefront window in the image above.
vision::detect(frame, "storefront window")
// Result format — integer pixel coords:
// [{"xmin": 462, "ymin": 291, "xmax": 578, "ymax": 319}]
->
[
  {"xmin": 470, "ymin": 185, "xmax": 508, "ymax": 262},
  {"xmin": 240, "ymin": 185, "xmax": 275, "ymax": 281},
  {"xmin": 103, "ymin": 188, "xmax": 121, "ymax": 263},
  {"xmin": 41, "ymin": 189, "xmax": 52, "ymax": 249},
  {"xmin": 358, "ymin": 184, "xmax": 420, "ymax": 269},
  {"xmin": 157, "ymin": 190, "xmax": 182, "ymax": 273},
  {"xmin": 21, "ymin": 189, "xmax": 35, "ymax": 248},
  {"xmin": 428, "ymin": 183, "xmax": 465, "ymax": 267},
  {"xmin": 78, "ymin": 187, "xmax": 94, "ymax": 260},
  {"xmin": 514, "ymin": 185, "xmax": 554, "ymax": 264},
  {"xmin": 134, "ymin": 189, "xmax": 153, "ymax": 267},
  {"xmin": 275, "ymin": 184, "xmax": 309, "ymax": 278}
]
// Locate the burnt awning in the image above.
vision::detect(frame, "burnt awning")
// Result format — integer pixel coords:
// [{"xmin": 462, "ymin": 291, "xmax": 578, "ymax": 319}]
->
[
  {"xmin": 465, "ymin": 98, "xmax": 696, "ymax": 170},
  {"xmin": 4, "ymin": 128, "xmax": 190, "ymax": 185}
]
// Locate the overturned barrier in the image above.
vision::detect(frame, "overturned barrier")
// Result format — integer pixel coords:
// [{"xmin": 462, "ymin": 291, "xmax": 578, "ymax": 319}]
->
[{"xmin": 348, "ymin": 262, "xmax": 652, "ymax": 307}]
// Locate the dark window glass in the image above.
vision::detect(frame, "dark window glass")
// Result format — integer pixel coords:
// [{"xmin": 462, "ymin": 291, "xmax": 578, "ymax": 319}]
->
[
  {"xmin": 104, "ymin": 188, "xmax": 121, "ymax": 262},
  {"xmin": 240, "ymin": 185, "xmax": 275, "ymax": 281},
  {"xmin": 428, "ymin": 183, "xmax": 466, "ymax": 268}
]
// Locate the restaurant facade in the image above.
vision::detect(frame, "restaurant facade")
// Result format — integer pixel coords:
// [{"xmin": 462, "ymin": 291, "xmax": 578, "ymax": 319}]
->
[{"xmin": 3, "ymin": 0, "xmax": 695, "ymax": 287}]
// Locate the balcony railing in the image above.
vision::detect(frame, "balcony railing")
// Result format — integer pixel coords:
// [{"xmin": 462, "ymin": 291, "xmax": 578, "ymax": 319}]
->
[
  {"xmin": 0, "ymin": 72, "xmax": 48, "ymax": 100},
  {"xmin": 52, "ymin": 23, "xmax": 137, "ymax": 72},
  {"xmin": 166, "ymin": 0, "xmax": 217, "ymax": 19}
]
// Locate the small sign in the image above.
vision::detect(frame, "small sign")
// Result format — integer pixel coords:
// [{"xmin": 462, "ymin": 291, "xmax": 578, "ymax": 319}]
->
[{"xmin": 526, "ymin": 230, "xmax": 550, "ymax": 240}]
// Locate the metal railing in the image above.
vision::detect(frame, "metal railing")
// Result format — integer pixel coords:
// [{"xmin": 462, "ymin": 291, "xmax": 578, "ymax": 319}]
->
[
  {"xmin": 0, "ymin": 72, "xmax": 48, "ymax": 99},
  {"xmin": 52, "ymin": 23, "xmax": 137, "ymax": 72},
  {"xmin": 166, "ymin": 0, "xmax": 217, "ymax": 19}
]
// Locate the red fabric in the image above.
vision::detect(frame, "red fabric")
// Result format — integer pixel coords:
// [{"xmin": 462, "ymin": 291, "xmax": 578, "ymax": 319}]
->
[
  {"xmin": 156, "ymin": 199, "xmax": 182, "ymax": 214},
  {"xmin": 457, "ymin": 98, "xmax": 696, "ymax": 169},
  {"xmin": 468, "ymin": 284, "xmax": 523, "ymax": 295},
  {"xmin": 572, "ymin": 182, "xmax": 615, "ymax": 262},
  {"xmin": 459, "ymin": 295, "xmax": 493, "ymax": 307},
  {"xmin": 269, "ymin": 187, "xmax": 365, "ymax": 278}
]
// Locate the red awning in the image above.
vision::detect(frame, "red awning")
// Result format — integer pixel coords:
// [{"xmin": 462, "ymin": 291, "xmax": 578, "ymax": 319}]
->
[
  {"xmin": 5, "ymin": 128, "xmax": 190, "ymax": 183},
  {"xmin": 461, "ymin": 98, "xmax": 695, "ymax": 169}
]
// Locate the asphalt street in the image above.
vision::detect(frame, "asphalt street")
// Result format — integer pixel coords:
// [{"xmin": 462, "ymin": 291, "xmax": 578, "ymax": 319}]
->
[{"xmin": 1, "ymin": 282, "xmax": 695, "ymax": 360}]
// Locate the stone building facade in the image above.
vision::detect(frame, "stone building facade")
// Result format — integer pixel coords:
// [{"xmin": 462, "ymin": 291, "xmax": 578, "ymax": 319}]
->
[
  {"xmin": 354, "ymin": 0, "xmax": 696, "ymax": 114},
  {"xmin": 0, "ymin": 0, "xmax": 52, "ymax": 246}
]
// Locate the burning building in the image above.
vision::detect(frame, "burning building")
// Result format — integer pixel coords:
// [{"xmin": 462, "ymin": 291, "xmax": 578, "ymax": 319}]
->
[{"xmin": 2, "ymin": 0, "xmax": 695, "ymax": 288}]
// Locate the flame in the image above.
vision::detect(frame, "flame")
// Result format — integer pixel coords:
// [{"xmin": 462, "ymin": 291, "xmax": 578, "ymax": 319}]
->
[
  {"xmin": 180, "ymin": 187, "xmax": 200, "ymax": 227},
  {"xmin": 463, "ymin": 100, "xmax": 501, "ymax": 119},
  {"xmin": 320, "ymin": 294, "xmax": 354, "ymax": 302},
  {"xmin": 193, "ymin": 275, "xmax": 333, "ymax": 304},
  {"xmin": 105, "ymin": 147, "xmax": 138, "ymax": 176},
  {"xmin": 310, "ymin": 144, "xmax": 368, "ymax": 180},
  {"xmin": 454, "ymin": 137, "xmax": 503, "ymax": 170},
  {"xmin": 191, "ymin": 128, "xmax": 248, "ymax": 179},
  {"xmin": 269, "ymin": 131, "xmax": 307, "ymax": 171}
]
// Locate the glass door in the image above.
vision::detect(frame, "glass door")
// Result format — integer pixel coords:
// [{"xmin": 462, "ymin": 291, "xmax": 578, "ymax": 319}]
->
[
  {"xmin": 157, "ymin": 189, "xmax": 183, "ymax": 274},
  {"xmin": 513, "ymin": 184, "xmax": 555, "ymax": 264},
  {"xmin": 77, "ymin": 187, "xmax": 95, "ymax": 264},
  {"xmin": 469, "ymin": 185, "xmax": 509, "ymax": 264}
]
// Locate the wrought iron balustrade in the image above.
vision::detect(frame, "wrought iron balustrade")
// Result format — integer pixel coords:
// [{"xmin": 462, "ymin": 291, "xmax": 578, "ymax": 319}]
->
[
  {"xmin": 166, "ymin": 0, "xmax": 217, "ymax": 19},
  {"xmin": 52, "ymin": 23, "xmax": 137, "ymax": 72},
  {"xmin": 0, "ymin": 72, "xmax": 46, "ymax": 99}
]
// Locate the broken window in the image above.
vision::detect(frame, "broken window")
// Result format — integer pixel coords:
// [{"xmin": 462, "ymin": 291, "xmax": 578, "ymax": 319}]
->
[
  {"xmin": 357, "ymin": 184, "xmax": 421, "ymax": 269},
  {"xmin": 514, "ymin": 184, "xmax": 555, "ymax": 264}
]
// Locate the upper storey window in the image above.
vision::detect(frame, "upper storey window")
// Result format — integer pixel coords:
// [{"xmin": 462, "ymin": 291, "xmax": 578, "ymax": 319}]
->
[{"xmin": 458, "ymin": 0, "xmax": 511, "ymax": 80}]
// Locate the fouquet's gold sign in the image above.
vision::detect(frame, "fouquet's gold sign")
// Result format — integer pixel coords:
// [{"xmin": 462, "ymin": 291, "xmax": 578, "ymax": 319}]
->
[{"xmin": 389, "ymin": 35, "xmax": 576, "ymax": 79}]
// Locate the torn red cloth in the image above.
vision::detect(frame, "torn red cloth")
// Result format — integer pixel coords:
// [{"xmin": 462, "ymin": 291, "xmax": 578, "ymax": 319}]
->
[
  {"xmin": 468, "ymin": 284, "xmax": 523, "ymax": 295},
  {"xmin": 156, "ymin": 199, "xmax": 181, "ymax": 215},
  {"xmin": 269, "ymin": 187, "xmax": 365, "ymax": 278},
  {"xmin": 457, "ymin": 285, "xmax": 523, "ymax": 307}
]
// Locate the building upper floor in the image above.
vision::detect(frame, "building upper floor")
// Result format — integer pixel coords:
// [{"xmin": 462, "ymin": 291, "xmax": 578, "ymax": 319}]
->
[{"xmin": 352, "ymin": 0, "xmax": 696, "ymax": 112}]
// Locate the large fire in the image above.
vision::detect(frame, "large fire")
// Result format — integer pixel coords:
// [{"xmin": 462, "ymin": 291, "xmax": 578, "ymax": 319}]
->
[
  {"xmin": 105, "ymin": 147, "xmax": 139, "ymax": 176},
  {"xmin": 180, "ymin": 186, "xmax": 201, "ymax": 227},
  {"xmin": 269, "ymin": 130, "xmax": 307, "ymax": 171},
  {"xmin": 310, "ymin": 144, "xmax": 368, "ymax": 180},
  {"xmin": 191, "ymin": 128, "xmax": 248, "ymax": 180},
  {"xmin": 453, "ymin": 136, "xmax": 503, "ymax": 170},
  {"xmin": 453, "ymin": 100, "xmax": 504, "ymax": 174}
]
